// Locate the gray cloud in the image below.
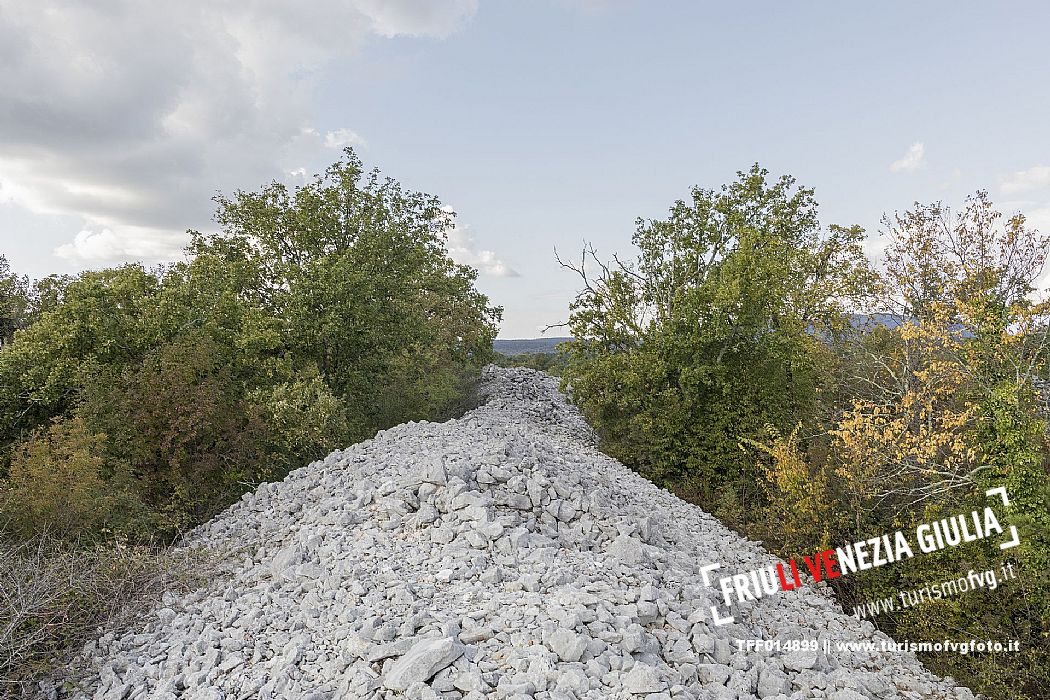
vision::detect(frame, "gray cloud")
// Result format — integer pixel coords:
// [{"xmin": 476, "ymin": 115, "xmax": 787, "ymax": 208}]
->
[{"xmin": 0, "ymin": 0, "xmax": 480, "ymax": 265}]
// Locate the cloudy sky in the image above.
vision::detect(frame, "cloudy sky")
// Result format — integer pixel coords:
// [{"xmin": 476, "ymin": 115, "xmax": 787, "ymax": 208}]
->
[{"xmin": 2, "ymin": 1, "xmax": 1049, "ymax": 337}]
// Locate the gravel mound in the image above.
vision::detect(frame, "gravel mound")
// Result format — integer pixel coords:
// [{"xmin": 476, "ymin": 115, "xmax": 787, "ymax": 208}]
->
[{"xmin": 63, "ymin": 367, "xmax": 974, "ymax": 700}]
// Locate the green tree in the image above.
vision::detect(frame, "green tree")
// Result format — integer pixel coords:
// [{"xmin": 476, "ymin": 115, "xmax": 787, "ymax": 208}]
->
[
  {"xmin": 1, "ymin": 149, "xmax": 500, "ymax": 542},
  {"xmin": 189, "ymin": 148, "xmax": 501, "ymax": 434},
  {"xmin": 752, "ymin": 192, "xmax": 1050, "ymax": 699},
  {"xmin": 561, "ymin": 165, "xmax": 872, "ymax": 522},
  {"xmin": 0, "ymin": 265, "xmax": 166, "ymax": 466},
  {"xmin": 0, "ymin": 256, "xmax": 30, "ymax": 349}
]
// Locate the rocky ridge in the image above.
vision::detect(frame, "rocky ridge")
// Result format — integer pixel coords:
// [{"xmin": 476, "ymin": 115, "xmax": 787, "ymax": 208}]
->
[{"xmin": 64, "ymin": 367, "xmax": 974, "ymax": 700}]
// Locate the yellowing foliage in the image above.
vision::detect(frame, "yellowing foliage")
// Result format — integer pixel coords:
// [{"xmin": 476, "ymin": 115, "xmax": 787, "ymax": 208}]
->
[
  {"xmin": 1, "ymin": 417, "xmax": 137, "ymax": 539},
  {"xmin": 743, "ymin": 424, "xmax": 836, "ymax": 551}
]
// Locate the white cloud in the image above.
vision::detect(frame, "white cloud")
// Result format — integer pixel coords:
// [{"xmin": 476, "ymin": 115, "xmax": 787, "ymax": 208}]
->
[
  {"xmin": 1020, "ymin": 204, "xmax": 1050, "ymax": 233},
  {"xmin": 442, "ymin": 213, "xmax": 518, "ymax": 277},
  {"xmin": 890, "ymin": 142, "xmax": 926, "ymax": 172},
  {"xmin": 0, "ymin": 1, "xmax": 479, "ymax": 266},
  {"xmin": 54, "ymin": 228, "xmax": 187, "ymax": 264},
  {"xmin": 1000, "ymin": 165, "xmax": 1050, "ymax": 194},
  {"xmin": 324, "ymin": 128, "xmax": 366, "ymax": 148}
]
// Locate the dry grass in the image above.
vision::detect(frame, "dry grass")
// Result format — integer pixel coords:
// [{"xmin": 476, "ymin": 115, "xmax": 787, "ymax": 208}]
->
[{"xmin": 0, "ymin": 533, "xmax": 215, "ymax": 696}]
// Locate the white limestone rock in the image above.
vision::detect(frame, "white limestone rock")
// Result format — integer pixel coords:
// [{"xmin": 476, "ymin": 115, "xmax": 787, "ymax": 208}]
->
[{"xmin": 58, "ymin": 367, "xmax": 975, "ymax": 700}]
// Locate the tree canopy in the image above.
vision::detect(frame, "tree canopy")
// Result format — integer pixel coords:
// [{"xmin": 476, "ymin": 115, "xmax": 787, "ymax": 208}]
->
[
  {"xmin": 561, "ymin": 165, "xmax": 873, "ymax": 503},
  {"xmin": 0, "ymin": 149, "xmax": 500, "ymax": 542}
]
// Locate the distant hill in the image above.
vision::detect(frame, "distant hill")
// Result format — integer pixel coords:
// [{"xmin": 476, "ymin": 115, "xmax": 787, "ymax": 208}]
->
[
  {"xmin": 492, "ymin": 316, "xmax": 913, "ymax": 357},
  {"xmin": 850, "ymin": 313, "xmax": 906, "ymax": 331},
  {"xmin": 493, "ymin": 337, "xmax": 572, "ymax": 356}
]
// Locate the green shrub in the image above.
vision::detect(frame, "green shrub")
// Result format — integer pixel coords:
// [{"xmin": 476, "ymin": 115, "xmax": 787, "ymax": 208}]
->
[
  {"xmin": 78, "ymin": 332, "xmax": 278, "ymax": 537},
  {"xmin": 1, "ymin": 417, "xmax": 145, "ymax": 541}
]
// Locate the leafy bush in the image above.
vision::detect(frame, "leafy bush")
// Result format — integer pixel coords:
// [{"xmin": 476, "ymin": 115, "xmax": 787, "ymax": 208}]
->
[
  {"xmin": 0, "ymin": 417, "xmax": 145, "ymax": 541},
  {"xmin": 78, "ymin": 332, "xmax": 285, "ymax": 537}
]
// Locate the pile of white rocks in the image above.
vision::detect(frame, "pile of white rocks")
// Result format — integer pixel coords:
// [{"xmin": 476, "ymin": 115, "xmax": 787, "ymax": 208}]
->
[{"xmin": 62, "ymin": 367, "xmax": 975, "ymax": 700}]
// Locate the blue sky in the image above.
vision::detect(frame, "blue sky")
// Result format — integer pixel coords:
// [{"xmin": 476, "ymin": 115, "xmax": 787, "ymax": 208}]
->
[{"xmin": 2, "ymin": 1, "xmax": 1049, "ymax": 337}]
